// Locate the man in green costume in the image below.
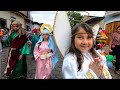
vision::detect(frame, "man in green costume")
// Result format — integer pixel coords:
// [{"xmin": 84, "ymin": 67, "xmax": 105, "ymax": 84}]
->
[{"xmin": 3, "ymin": 21, "xmax": 29, "ymax": 79}]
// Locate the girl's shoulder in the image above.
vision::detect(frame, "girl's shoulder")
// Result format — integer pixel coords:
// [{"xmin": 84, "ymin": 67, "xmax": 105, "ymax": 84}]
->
[{"xmin": 63, "ymin": 53, "xmax": 77, "ymax": 63}]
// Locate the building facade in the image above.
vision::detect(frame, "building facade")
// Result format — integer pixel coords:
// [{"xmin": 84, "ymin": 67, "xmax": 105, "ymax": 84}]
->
[
  {"xmin": 104, "ymin": 11, "xmax": 120, "ymax": 44},
  {"xmin": 0, "ymin": 11, "xmax": 31, "ymax": 30},
  {"xmin": 82, "ymin": 15, "xmax": 104, "ymax": 39}
]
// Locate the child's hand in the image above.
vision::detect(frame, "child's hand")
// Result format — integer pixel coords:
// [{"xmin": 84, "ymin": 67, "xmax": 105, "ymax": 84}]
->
[{"xmin": 89, "ymin": 57, "xmax": 103, "ymax": 78}]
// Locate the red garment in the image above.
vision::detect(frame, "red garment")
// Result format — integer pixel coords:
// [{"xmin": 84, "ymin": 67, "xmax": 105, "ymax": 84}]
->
[
  {"xmin": 5, "ymin": 35, "xmax": 28, "ymax": 77},
  {"xmin": 33, "ymin": 28, "xmax": 38, "ymax": 33}
]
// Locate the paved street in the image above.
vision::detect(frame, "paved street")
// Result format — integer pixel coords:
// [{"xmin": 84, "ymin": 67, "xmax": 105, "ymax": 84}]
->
[
  {"xmin": 1, "ymin": 47, "xmax": 63, "ymax": 79},
  {"xmin": 1, "ymin": 47, "xmax": 120, "ymax": 79}
]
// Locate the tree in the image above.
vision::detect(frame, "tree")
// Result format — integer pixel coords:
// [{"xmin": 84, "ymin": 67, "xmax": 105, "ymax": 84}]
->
[{"xmin": 67, "ymin": 11, "xmax": 83, "ymax": 29}]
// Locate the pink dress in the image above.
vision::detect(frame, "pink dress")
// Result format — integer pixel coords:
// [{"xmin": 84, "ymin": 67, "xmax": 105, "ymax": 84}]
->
[{"xmin": 34, "ymin": 41, "xmax": 53, "ymax": 79}]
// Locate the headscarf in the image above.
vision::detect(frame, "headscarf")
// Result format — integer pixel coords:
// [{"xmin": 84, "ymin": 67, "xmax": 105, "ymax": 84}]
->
[{"xmin": 37, "ymin": 29, "xmax": 59, "ymax": 70}]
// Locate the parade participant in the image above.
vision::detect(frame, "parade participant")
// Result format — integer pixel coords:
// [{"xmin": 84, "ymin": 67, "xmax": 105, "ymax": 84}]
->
[
  {"xmin": 30, "ymin": 28, "xmax": 40, "ymax": 58},
  {"xmin": 34, "ymin": 28, "xmax": 58, "ymax": 79},
  {"xmin": 62, "ymin": 23, "xmax": 112, "ymax": 79},
  {"xmin": 97, "ymin": 43, "xmax": 107, "ymax": 56},
  {"xmin": 109, "ymin": 26, "xmax": 120, "ymax": 75},
  {"xmin": 95, "ymin": 27, "xmax": 107, "ymax": 50},
  {"xmin": 4, "ymin": 21, "xmax": 29, "ymax": 79},
  {"xmin": 0, "ymin": 29, "xmax": 3, "ymax": 52},
  {"xmin": 1, "ymin": 28, "xmax": 10, "ymax": 48}
]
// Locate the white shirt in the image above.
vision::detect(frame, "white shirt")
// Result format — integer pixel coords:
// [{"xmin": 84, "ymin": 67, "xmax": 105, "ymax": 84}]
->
[{"xmin": 62, "ymin": 50, "xmax": 112, "ymax": 79}]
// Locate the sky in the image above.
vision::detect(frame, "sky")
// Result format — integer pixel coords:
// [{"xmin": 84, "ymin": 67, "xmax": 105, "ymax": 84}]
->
[{"xmin": 30, "ymin": 11, "xmax": 105, "ymax": 27}]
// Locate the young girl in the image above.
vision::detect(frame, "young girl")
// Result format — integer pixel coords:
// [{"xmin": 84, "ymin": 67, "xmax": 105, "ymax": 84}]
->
[
  {"xmin": 34, "ymin": 29, "xmax": 58, "ymax": 79},
  {"xmin": 62, "ymin": 23, "xmax": 112, "ymax": 79}
]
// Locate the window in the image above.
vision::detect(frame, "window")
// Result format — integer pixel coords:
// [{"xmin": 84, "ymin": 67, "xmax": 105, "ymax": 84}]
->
[{"xmin": 0, "ymin": 18, "xmax": 7, "ymax": 28}]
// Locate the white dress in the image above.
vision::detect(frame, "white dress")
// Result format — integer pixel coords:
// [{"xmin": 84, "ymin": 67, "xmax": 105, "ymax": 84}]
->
[{"xmin": 62, "ymin": 51, "xmax": 112, "ymax": 79}]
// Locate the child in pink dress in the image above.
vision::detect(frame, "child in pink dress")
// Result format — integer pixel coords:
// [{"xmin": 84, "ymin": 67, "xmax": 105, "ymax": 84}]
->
[{"xmin": 34, "ymin": 29, "xmax": 57, "ymax": 79}]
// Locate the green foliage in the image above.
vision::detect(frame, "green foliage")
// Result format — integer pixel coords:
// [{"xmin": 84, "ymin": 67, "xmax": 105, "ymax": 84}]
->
[{"xmin": 67, "ymin": 11, "xmax": 83, "ymax": 29}]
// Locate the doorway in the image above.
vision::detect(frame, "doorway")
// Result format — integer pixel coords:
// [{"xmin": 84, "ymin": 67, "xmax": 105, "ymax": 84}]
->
[{"xmin": 105, "ymin": 21, "xmax": 120, "ymax": 45}]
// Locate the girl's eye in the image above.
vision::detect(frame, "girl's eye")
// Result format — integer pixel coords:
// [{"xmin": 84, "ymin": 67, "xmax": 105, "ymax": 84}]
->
[
  {"xmin": 78, "ymin": 36, "xmax": 83, "ymax": 39},
  {"xmin": 87, "ymin": 37, "xmax": 92, "ymax": 39},
  {"xmin": 78, "ymin": 37, "xmax": 82, "ymax": 38}
]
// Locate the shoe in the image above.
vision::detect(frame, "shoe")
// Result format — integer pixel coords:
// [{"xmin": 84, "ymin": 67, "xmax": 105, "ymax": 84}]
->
[{"xmin": 114, "ymin": 71, "xmax": 120, "ymax": 75}]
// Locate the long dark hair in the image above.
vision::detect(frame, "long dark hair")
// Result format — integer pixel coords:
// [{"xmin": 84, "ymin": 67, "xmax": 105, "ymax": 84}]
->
[{"xmin": 69, "ymin": 23, "xmax": 98, "ymax": 71}]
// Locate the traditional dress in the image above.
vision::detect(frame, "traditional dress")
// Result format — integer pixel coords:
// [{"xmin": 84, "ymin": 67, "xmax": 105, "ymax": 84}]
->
[
  {"xmin": 4, "ymin": 32, "xmax": 29, "ymax": 79},
  {"xmin": 34, "ymin": 29, "xmax": 59, "ymax": 79},
  {"xmin": 30, "ymin": 33, "xmax": 39, "ymax": 56},
  {"xmin": 34, "ymin": 41, "xmax": 53, "ymax": 79},
  {"xmin": 62, "ymin": 50, "xmax": 112, "ymax": 79}
]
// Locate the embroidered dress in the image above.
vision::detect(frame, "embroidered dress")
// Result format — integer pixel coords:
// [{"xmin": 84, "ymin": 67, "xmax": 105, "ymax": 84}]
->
[{"xmin": 34, "ymin": 41, "xmax": 53, "ymax": 79}]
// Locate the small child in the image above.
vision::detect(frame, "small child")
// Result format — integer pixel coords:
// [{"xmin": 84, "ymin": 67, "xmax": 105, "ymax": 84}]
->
[
  {"xmin": 0, "ymin": 29, "xmax": 3, "ymax": 52},
  {"xmin": 97, "ymin": 43, "xmax": 107, "ymax": 56},
  {"xmin": 62, "ymin": 23, "xmax": 112, "ymax": 79}
]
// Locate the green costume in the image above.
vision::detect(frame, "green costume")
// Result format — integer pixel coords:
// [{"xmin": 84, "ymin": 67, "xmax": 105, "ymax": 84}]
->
[
  {"xmin": 30, "ymin": 33, "xmax": 39, "ymax": 56},
  {"xmin": 4, "ymin": 32, "xmax": 29, "ymax": 79}
]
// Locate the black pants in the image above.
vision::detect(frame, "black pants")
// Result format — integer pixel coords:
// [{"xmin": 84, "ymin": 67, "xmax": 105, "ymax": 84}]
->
[{"xmin": 110, "ymin": 45, "xmax": 120, "ymax": 71}]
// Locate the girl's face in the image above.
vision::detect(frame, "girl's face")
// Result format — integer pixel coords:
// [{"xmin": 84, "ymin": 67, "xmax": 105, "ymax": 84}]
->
[
  {"xmin": 117, "ymin": 27, "xmax": 120, "ymax": 34},
  {"xmin": 12, "ymin": 24, "xmax": 19, "ymax": 31},
  {"xmin": 43, "ymin": 33, "xmax": 49, "ymax": 41},
  {"xmin": 74, "ymin": 27, "xmax": 93, "ymax": 53}
]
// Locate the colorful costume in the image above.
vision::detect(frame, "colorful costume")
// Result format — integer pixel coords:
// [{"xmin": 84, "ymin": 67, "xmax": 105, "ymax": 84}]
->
[
  {"xmin": 31, "ymin": 28, "xmax": 39, "ymax": 55},
  {"xmin": 97, "ymin": 31, "xmax": 108, "ymax": 43},
  {"xmin": 34, "ymin": 29, "xmax": 59, "ymax": 79},
  {"xmin": 62, "ymin": 50, "xmax": 112, "ymax": 79},
  {"xmin": 4, "ymin": 21, "xmax": 29, "ymax": 79},
  {"xmin": 0, "ymin": 30, "xmax": 3, "ymax": 52}
]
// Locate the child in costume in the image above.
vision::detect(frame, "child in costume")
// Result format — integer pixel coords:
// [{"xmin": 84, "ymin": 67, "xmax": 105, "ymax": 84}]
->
[
  {"xmin": 62, "ymin": 23, "xmax": 112, "ymax": 79},
  {"xmin": 0, "ymin": 29, "xmax": 3, "ymax": 52},
  {"xmin": 30, "ymin": 28, "xmax": 40, "ymax": 58},
  {"xmin": 97, "ymin": 43, "xmax": 107, "ymax": 56},
  {"xmin": 34, "ymin": 29, "xmax": 58, "ymax": 79},
  {"xmin": 3, "ymin": 21, "xmax": 29, "ymax": 79}
]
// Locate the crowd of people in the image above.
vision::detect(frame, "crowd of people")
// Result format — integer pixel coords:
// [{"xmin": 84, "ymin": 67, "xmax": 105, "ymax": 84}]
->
[{"xmin": 1, "ymin": 20, "xmax": 120, "ymax": 79}]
